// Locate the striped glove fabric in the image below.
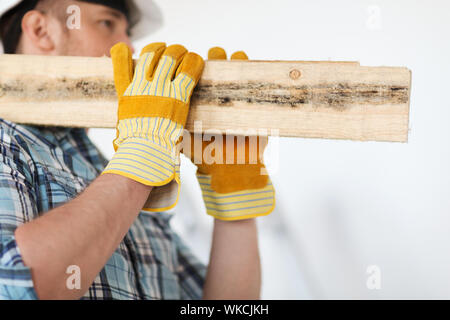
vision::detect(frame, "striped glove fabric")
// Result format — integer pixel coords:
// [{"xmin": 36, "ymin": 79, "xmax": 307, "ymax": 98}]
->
[
  {"xmin": 186, "ymin": 47, "xmax": 275, "ymax": 221},
  {"xmin": 102, "ymin": 42, "xmax": 204, "ymax": 212}
]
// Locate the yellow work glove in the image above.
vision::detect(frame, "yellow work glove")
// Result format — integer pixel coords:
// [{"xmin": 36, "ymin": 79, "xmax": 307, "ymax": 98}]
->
[
  {"xmin": 186, "ymin": 47, "xmax": 275, "ymax": 221},
  {"xmin": 102, "ymin": 42, "xmax": 204, "ymax": 212}
]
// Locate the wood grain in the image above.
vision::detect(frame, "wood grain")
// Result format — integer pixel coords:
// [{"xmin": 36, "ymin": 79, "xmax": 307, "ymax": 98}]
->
[{"xmin": 0, "ymin": 54, "xmax": 411, "ymax": 142}]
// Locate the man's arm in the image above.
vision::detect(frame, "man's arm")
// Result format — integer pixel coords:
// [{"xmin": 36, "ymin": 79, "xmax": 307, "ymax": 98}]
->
[
  {"xmin": 203, "ymin": 219, "xmax": 261, "ymax": 299},
  {"xmin": 15, "ymin": 174, "xmax": 151, "ymax": 300}
]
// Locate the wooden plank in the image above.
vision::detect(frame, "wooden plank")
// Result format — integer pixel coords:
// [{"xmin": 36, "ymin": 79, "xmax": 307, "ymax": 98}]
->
[{"xmin": 0, "ymin": 54, "xmax": 411, "ymax": 142}]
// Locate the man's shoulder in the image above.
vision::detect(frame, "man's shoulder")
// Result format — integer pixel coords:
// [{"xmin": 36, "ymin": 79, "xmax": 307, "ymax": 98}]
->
[
  {"xmin": 0, "ymin": 118, "xmax": 78, "ymax": 153},
  {"xmin": 1, "ymin": 120, "xmax": 62, "ymax": 164},
  {"xmin": 0, "ymin": 118, "xmax": 43, "ymax": 144}
]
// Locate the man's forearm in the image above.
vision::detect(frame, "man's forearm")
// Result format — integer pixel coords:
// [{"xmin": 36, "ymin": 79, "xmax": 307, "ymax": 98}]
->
[
  {"xmin": 203, "ymin": 219, "xmax": 261, "ymax": 299},
  {"xmin": 14, "ymin": 173, "xmax": 152, "ymax": 300}
]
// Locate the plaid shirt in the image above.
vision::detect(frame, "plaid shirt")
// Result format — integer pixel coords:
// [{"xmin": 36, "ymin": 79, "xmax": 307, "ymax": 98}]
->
[{"xmin": 0, "ymin": 119, "xmax": 205, "ymax": 300}]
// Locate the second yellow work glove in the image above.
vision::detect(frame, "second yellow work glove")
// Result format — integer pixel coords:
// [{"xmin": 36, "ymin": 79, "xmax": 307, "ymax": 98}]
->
[
  {"xmin": 186, "ymin": 47, "xmax": 275, "ymax": 221},
  {"xmin": 102, "ymin": 42, "xmax": 204, "ymax": 212}
]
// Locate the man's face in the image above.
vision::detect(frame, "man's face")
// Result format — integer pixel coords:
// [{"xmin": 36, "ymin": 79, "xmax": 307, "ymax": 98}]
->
[{"xmin": 55, "ymin": 1, "xmax": 134, "ymax": 57}]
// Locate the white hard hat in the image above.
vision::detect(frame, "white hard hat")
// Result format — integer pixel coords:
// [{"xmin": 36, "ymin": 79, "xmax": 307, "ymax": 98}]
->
[
  {"xmin": 125, "ymin": 0, "xmax": 164, "ymax": 41},
  {"xmin": 0, "ymin": 0, "xmax": 163, "ymax": 52}
]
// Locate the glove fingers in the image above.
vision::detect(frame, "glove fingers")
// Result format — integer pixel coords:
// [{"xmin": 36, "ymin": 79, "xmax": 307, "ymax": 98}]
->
[
  {"xmin": 173, "ymin": 52, "xmax": 205, "ymax": 103},
  {"xmin": 208, "ymin": 47, "xmax": 227, "ymax": 60},
  {"xmin": 110, "ymin": 42, "xmax": 134, "ymax": 97},
  {"xmin": 125, "ymin": 42, "xmax": 166, "ymax": 96},
  {"xmin": 149, "ymin": 44, "xmax": 188, "ymax": 97},
  {"xmin": 140, "ymin": 42, "xmax": 166, "ymax": 81},
  {"xmin": 231, "ymin": 51, "xmax": 249, "ymax": 60},
  {"xmin": 207, "ymin": 47, "xmax": 248, "ymax": 61}
]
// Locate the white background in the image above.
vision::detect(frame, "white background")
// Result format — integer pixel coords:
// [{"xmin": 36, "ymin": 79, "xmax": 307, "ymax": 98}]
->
[{"xmin": 89, "ymin": 0, "xmax": 450, "ymax": 299}]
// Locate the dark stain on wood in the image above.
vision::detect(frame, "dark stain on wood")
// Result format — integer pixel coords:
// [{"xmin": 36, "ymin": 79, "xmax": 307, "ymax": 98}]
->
[
  {"xmin": 0, "ymin": 77, "xmax": 409, "ymax": 110},
  {"xmin": 0, "ymin": 77, "xmax": 117, "ymax": 100},
  {"xmin": 192, "ymin": 81, "xmax": 409, "ymax": 110}
]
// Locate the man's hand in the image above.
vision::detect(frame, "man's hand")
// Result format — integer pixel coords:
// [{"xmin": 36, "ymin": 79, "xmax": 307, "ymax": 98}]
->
[
  {"xmin": 103, "ymin": 42, "xmax": 204, "ymax": 212},
  {"xmin": 185, "ymin": 47, "xmax": 275, "ymax": 221}
]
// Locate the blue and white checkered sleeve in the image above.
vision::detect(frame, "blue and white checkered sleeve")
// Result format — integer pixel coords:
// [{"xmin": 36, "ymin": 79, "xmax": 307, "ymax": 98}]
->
[
  {"xmin": 0, "ymin": 136, "xmax": 39, "ymax": 300},
  {"xmin": 172, "ymin": 232, "xmax": 206, "ymax": 300}
]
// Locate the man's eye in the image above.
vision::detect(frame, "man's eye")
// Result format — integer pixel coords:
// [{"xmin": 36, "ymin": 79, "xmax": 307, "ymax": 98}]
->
[{"xmin": 100, "ymin": 20, "xmax": 114, "ymax": 29}]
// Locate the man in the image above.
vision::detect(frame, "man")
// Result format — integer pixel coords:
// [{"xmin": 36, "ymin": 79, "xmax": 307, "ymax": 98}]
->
[{"xmin": 0, "ymin": 0, "xmax": 275, "ymax": 300}]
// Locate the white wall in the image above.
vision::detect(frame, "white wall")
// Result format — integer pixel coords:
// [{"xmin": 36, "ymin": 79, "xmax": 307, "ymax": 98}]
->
[{"xmin": 89, "ymin": 0, "xmax": 450, "ymax": 299}]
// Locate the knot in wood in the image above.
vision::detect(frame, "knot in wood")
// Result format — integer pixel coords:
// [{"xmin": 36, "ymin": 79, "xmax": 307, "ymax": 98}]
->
[{"xmin": 289, "ymin": 69, "xmax": 302, "ymax": 80}]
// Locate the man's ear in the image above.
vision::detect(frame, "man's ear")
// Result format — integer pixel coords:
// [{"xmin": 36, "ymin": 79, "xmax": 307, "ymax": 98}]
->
[{"xmin": 21, "ymin": 10, "xmax": 55, "ymax": 52}]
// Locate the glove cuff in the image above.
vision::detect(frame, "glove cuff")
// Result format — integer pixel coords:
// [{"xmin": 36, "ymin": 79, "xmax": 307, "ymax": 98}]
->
[
  {"xmin": 141, "ymin": 163, "xmax": 181, "ymax": 213},
  {"xmin": 103, "ymin": 137, "xmax": 179, "ymax": 187},
  {"xmin": 197, "ymin": 173, "xmax": 275, "ymax": 221}
]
